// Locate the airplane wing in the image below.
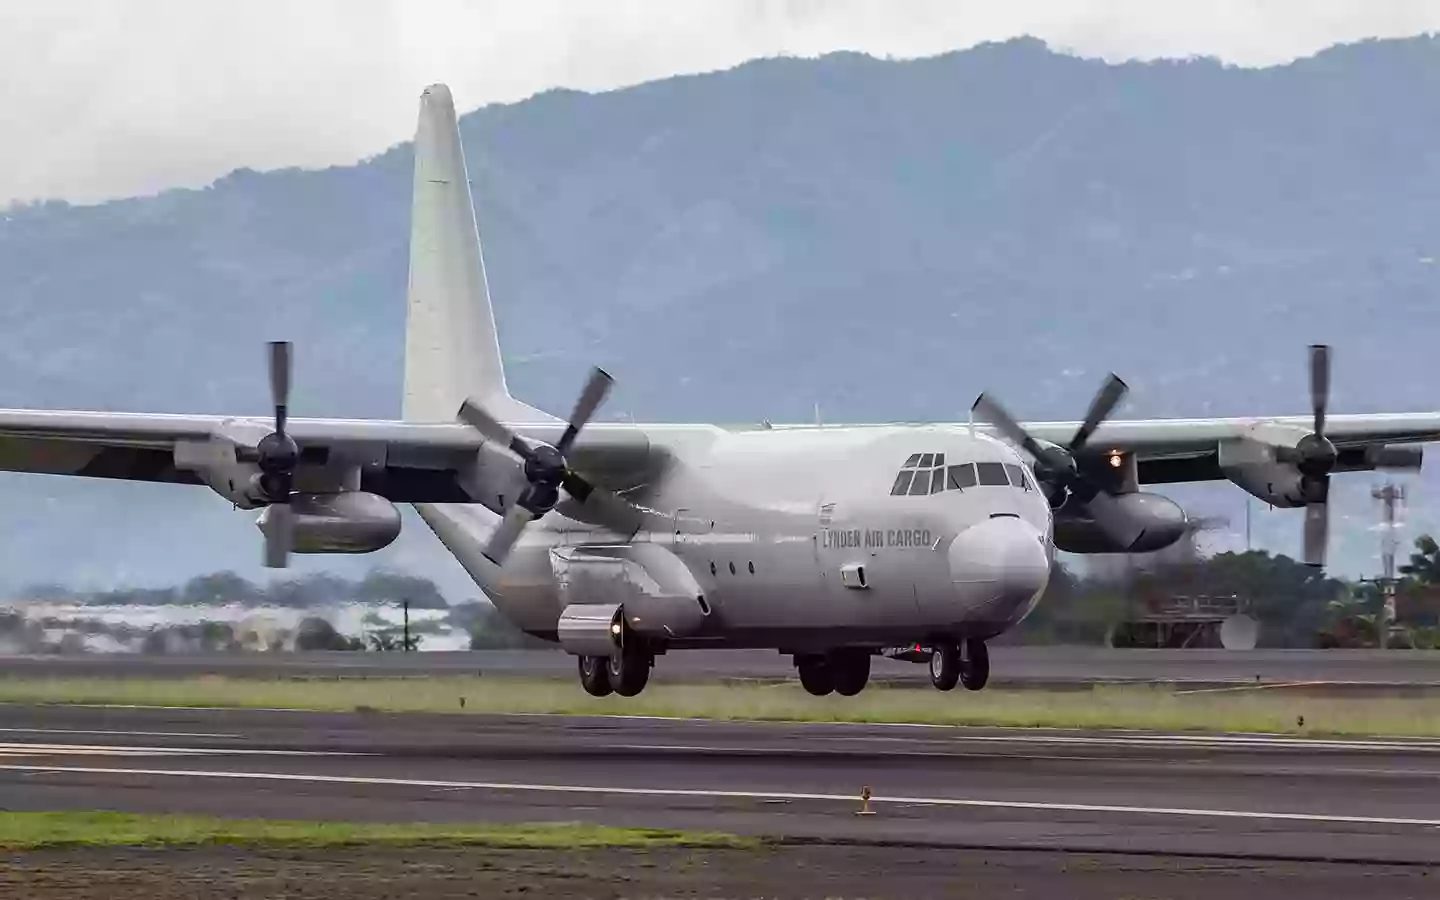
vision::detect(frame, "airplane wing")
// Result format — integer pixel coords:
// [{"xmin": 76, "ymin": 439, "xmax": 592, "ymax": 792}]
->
[
  {"xmin": 0, "ymin": 408, "xmax": 666, "ymax": 503},
  {"xmin": 1018, "ymin": 412, "xmax": 1440, "ymax": 484}
]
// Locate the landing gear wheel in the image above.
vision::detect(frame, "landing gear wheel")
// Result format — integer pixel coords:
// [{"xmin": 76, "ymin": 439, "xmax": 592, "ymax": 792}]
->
[
  {"xmin": 607, "ymin": 645, "xmax": 652, "ymax": 697},
  {"xmin": 829, "ymin": 649, "xmax": 871, "ymax": 696},
  {"xmin": 578, "ymin": 655, "xmax": 613, "ymax": 697},
  {"xmin": 959, "ymin": 638, "xmax": 989, "ymax": 691},
  {"xmin": 930, "ymin": 644, "xmax": 960, "ymax": 691},
  {"xmin": 796, "ymin": 655, "xmax": 834, "ymax": 696}
]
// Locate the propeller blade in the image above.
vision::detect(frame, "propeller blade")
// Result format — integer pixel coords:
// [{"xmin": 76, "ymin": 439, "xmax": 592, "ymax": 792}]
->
[
  {"xmin": 1303, "ymin": 499, "xmax": 1329, "ymax": 568},
  {"xmin": 259, "ymin": 503, "xmax": 294, "ymax": 569},
  {"xmin": 268, "ymin": 341, "xmax": 292, "ymax": 434},
  {"xmin": 971, "ymin": 393, "xmax": 1049, "ymax": 463},
  {"xmin": 457, "ymin": 398, "xmax": 532, "ymax": 459},
  {"xmin": 561, "ymin": 470, "xmax": 596, "ymax": 504},
  {"xmin": 1309, "ymin": 344, "xmax": 1330, "ymax": 437},
  {"xmin": 554, "ymin": 367, "xmax": 614, "ymax": 456},
  {"xmin": 482, "ymin": 503, "xmax": 534, "ymax": 567},
  {"xmin": 1069, "ymin": 373, "xmax": 1128, "ymax": 453}
]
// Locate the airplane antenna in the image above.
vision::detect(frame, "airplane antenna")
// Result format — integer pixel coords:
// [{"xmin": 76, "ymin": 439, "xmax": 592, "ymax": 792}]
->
[{"xmin": 814, "ymin": 402, "xmax": 822, "ymax": 428}]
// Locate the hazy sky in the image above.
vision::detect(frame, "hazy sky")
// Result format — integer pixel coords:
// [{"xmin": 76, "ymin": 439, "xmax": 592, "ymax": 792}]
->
[{"xmin": 3, "ymin": 0, "xmax": 1437, "ymax": 207}]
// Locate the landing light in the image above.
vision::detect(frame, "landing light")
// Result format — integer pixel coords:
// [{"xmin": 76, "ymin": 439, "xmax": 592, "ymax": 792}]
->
[{"xmin": 1108, "ymin": 452, "xmax": 1123, "ymax": 468}]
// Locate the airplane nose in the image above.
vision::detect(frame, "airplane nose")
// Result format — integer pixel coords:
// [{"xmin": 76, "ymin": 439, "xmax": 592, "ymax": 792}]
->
[{"xmin": 948, "ymin": 515, "xmax": 1051, "ymax": 626}]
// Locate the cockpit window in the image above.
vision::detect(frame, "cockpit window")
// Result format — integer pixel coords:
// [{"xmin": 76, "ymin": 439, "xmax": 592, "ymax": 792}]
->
[
  {"xmin": 975, "ymin": 462, "xmax": 1009, "ymax": 486},
  {"xmin": 890, "ymin": 470, "xmax": 915, "ymax": 496},
  {"xmin": 947, "ymin": 464, "xmax": 977, "ymax": 490},
  {"xmin": 908, "ymin": 470, "xmax": 933, "ymax": 495},
  {"xmin": 1003, "ymin": 463, "xmax": 1031, "ymax": 491},
  {"xmin": 894, "ymin": 455, "xmax": 1033, "ymax": 497}
]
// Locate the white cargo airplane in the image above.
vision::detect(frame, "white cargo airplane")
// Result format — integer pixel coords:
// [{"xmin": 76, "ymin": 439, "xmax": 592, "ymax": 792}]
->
[{"xmin": 0, "ymin": 84, "xmax": 1430, "ymax": 698}]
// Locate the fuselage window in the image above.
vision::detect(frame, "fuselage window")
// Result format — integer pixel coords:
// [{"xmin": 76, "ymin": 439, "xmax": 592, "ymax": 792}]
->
[
  {"xmin": 903, "ymin": 453, "xmax": 921, "ymax": 467},
  {"xmin": 918, "ymin": 453, "xmax": 935, "ymax": 468},
  {"xmin": 890, "ymin": 471, "xmax": 915, "ymax": 495},
  {"xmin": 976, "ymin": 462, "xmax": 1009, "ymax": 486},
  {"xmin": 947, "ymin": 464, "xmax": 977, "ymax": 490},
  {"xmin": 933, "ymin": 453, "xmax": 946, "ymax": 467},
  {"xmin": 1003, "ymin": 463, "xmax": 1031, "ymax": 490}
]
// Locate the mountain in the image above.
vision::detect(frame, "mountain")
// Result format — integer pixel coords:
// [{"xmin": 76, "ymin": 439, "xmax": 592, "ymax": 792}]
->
[{"xmin": 2, "ymin": 35, "xmax": 1440, "ymax": 592}]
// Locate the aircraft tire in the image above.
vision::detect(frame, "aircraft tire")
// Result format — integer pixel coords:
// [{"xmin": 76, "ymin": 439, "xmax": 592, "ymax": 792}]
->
[
  {"xmin": 930, "ymin": 644, "xmax": 960, "ymax": 691},
  {"xmin": 796, "ymin": 656, "xmax": 834, "ymax": 696},
  {"xmin": 959, "ymin": 638, "xmax": 989, "ymax": 691},
  {"xmin": 578, "ymin": 655, "xmax": 613, "ymax": 697},
  {"xmin": 830, "ymin": 649, "xmax": 871, "ymax": 696},
  {"xmin": 608, "ymin": 647, "xmax": 652, "ymax": 697}
]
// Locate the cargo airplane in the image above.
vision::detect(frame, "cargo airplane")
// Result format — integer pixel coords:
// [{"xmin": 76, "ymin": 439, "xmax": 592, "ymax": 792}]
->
[{"xmin": 0, "ymin": 84, "xmax": 1431, "ymax": 698}]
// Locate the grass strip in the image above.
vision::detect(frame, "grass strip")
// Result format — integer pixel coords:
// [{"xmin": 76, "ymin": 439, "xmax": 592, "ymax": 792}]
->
[
  {"xmin": 0, "ymin": 675, "xmax": 1438, "ymax": 737},
  {"xmin": 0, "ymin": 810, "xmax": 750, "ymax": 850}
]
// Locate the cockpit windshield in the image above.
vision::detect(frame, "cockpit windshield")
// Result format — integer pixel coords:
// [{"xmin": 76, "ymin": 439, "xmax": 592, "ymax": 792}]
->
[{"xmin": 891, "ymin": 456, "xmax": 1035, "ymax": 496}]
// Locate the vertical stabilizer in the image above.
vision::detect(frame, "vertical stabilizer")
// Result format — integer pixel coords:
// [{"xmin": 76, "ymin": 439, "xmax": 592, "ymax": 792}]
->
[{"xmin": 402, "ymin": 84, "xmax": 551, "ymax": 424}]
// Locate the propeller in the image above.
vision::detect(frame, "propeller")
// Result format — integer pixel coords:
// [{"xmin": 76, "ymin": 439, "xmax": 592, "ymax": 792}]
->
[
  {"xmin": 1275, "ymin": 344, "xmax": 1337, "ymax": 568},
  {"xmin": 255, "ymin": 340, "xmax": 300, "ymax": 568},
  {"xmin": 457, "ymin": 367, "xmax": 614, "ymax": 566},
  {"xmin": 972, "ymin": 373, "xmax": 1146, "ymax": 550}
]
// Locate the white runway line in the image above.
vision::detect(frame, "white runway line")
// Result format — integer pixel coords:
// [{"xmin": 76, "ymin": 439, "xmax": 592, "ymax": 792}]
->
[
  {"xmin": 0, "ymin": 762, "xmax": 1438, "ymax": 828},
  {"xmin": 0, "ymin": 742, "xmax": 373, "ymax": 757},
  {"xmin": 0, "ymin": 727, "xmax": 242, "ymax": 739}
]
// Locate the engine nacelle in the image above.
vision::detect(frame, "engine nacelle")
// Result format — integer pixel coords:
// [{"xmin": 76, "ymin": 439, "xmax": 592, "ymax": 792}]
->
[
  {"xmin": 1052, "ymin": 491, "xmax": 1188, "ymax": 554},
  {"xmin": 557, "ymin": 602, "xmax": 624, "ymax": 656},
  {"xmin": 1221, "ymin": 462, "xmax": 1307, "ymax": 509},
  {"xmin": 256, "ymin": 491, "xmax": 402, "ymax": 554}
]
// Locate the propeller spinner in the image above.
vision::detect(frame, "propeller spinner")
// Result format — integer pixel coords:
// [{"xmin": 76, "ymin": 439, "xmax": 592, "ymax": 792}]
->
[
  {"xmin": 972, "ymin": 373, "xmax": 1146, "ymax": 550},
  {"xmin": 457, "ymin": 367, "xmax": 615, "ymax": 566}
]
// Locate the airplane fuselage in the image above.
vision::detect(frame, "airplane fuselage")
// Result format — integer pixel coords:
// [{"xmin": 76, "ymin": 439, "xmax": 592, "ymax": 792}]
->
[{"xmin": 417, "ymin": 423, "xmax": 1054, "ymax": 652}]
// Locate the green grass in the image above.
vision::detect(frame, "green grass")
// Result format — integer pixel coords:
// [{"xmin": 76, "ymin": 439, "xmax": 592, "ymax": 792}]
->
[
  {"xmin": 1, "ymin": 674, "xmax": 1439, "ymax": 737},
  {"xmin": 0, "ymin": 811, "xmax": 750, "ymax": 850}
]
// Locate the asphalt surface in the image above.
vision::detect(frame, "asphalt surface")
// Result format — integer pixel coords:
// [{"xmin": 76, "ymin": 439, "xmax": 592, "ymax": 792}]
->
[
  {"xmin": 3, "ymin": 703, "xmax": 1440, "ymax": 865},
  {"xmin": 4, "ymin": 645, "xmax": 1440, "ymax": 691}
]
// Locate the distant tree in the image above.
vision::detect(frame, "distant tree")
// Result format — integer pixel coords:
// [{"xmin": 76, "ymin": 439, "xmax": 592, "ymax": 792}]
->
[
  {"xmin": 294, "ymin": 616, "xmax": 362, "ymax": 651},
  {"xmin": 181, "ymin": 572, "xmax": 260, "ymax": 606},
  {"xmin": 1400, "ymin": 535, "xmax": 1440, "ymax": 584},
  {"xmin": 453, "ymin": 600, "xmax": 552, "ymax": 649}
]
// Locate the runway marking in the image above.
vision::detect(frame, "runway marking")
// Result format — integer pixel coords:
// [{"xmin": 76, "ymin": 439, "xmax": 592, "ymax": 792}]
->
[
  {"xmin": 1174, "ymin": 681, "xmax": 1332, "ymax": 695},
  {"xmin": 0, "ymin": 742, "xmax": 373, "ymax": 758},
  {"xmin": 0, "ymin": 727, "xmax": 242, "ymax": 739},
  {"xmin": 3, "ymin": 763, "xmax": 1440, "ymax": 828}
]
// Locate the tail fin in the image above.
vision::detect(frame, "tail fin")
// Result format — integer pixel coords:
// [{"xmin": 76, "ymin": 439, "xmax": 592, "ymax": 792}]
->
[{"xmin": 402, "ymin": 83, "xmax": 553, "ymax": 424}]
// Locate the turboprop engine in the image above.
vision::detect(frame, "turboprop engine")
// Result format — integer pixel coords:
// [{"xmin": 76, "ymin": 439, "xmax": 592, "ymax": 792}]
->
[
  {"xmin": 973, "ymin": 372, "xmax": 1167, "ymax": 553},
  {"xmin": 1052, "ymin": 491, "xmax": 1188, "ymax": 554},
  {"xmin": 254, "ymin": 491, "xmax": 401, "ymax": 554}
]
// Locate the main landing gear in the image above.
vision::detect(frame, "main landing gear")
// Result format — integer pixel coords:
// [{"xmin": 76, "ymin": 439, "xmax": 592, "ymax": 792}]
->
[
  {"xmin": 928, "ymin": 638, "xmax": 989, "ymax": 692},
  {"xmin": 577, "ymin": 642, "xmax": 654, "ymax": 698},
  {"xmin": 794, "ymin": 648, "xmax": 872, "ymax": 697}
]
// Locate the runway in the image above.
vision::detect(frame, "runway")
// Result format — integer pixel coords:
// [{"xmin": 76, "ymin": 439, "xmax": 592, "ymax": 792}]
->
[
  {"xmin": 4, "ymin": 703, "xmax": 1440, "ymax": 865},
  {"xmin": 4, "ymin": 645, "xmax": 1440, "ymax": 690}
]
